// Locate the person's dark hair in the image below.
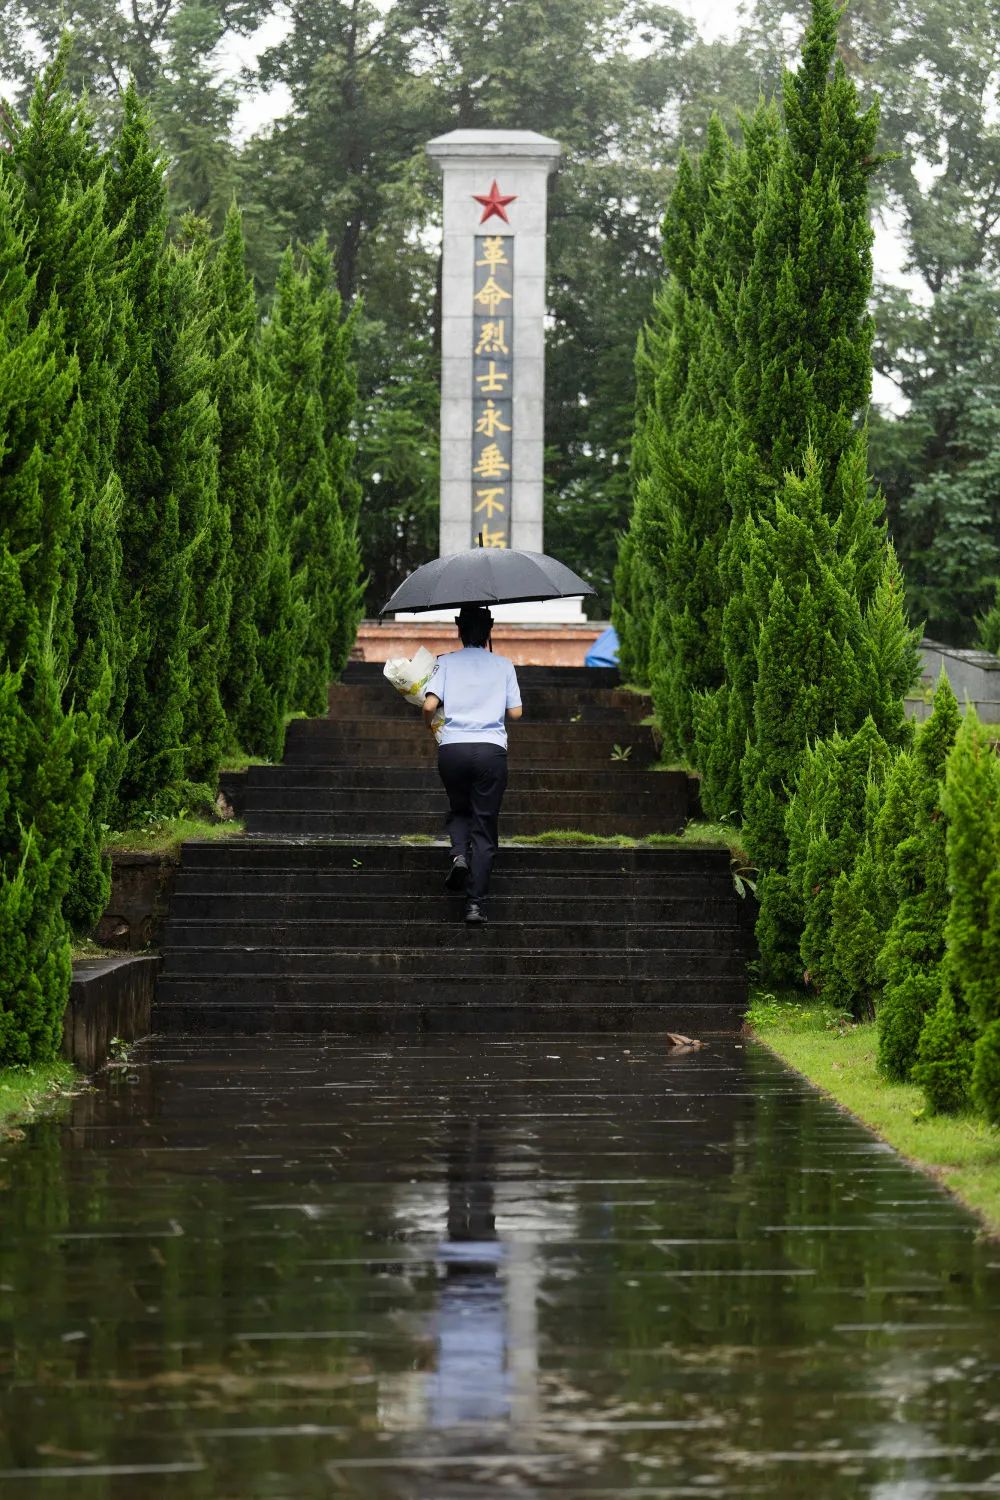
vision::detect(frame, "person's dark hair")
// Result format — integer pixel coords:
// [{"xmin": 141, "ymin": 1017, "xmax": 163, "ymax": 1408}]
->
[{"xmin": 457, "ymin": 605, "xmax": 493, "ymax": 648}]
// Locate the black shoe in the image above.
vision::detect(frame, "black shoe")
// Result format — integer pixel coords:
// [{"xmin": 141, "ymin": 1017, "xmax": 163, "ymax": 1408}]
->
[
  {"xmin": 464, "ymin": 901, "xmax": 487, "ymax": 925},
  {"xmin": 446, "ymin": 854, "xmax": 469, "ymax": 892}
]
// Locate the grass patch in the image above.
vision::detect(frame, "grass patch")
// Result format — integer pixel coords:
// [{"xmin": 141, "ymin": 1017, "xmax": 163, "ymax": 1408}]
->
[
  {"xmin": 750, "ymin": 992, "xmax": 1000, "ymax": 1236},
  {"xmin": 103, "ymin": 816, "xmax": 245, "ymax": 857},
  {"xmin": 218, "ymin": 752, "xmax": 272, "ymax": 774},
  {"xmin": 70, "ymin": 937, "xmax": 122, "ymax": 963},
  {"xmin": 0, "ymin": 1060, "xmax": 78, "ymax": 1133},
  {"xmin": 509, "ymin": 821, "xmax": 744, "ymax": 852}
]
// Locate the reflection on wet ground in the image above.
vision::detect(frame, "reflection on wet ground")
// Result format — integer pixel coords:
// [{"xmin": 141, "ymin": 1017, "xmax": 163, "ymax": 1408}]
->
[{"xmin": 1, "ymin": 1035, "xmax": 999, "ymax": 1497}]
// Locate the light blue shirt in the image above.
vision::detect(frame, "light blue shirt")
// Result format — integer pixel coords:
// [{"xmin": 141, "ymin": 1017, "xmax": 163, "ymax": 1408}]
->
[{"xmin": 427, "ymin": 647, "xmax": 521, "ymax": 750}]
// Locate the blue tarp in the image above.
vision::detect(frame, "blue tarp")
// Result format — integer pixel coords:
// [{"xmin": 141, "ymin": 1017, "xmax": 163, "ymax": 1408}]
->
[{"xmin": 585, "ymin": 626, "xmax": 619, "ymax": 668}]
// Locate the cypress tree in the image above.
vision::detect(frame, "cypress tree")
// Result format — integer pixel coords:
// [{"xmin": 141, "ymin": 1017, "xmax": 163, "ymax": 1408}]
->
[
  {"xmin": 305, "ymin": 238, "xmax": 364, "ymax": 675},
  {"xmin": 108, "ymin": 88, "xmax": 189, "ymax": 815},
  {"xmin": 645, "ymin": 123, "xmax": 729, "ymax": 759},
  {"xmin": 920, "ymin": 711, "xmax": 1000, "ymax": 1119},
  {"xmin": 210, "ymin": 201, "xmax": 277, "ymax": 756},
  {"xmin": 826, "ymin": 787, "xmax": 885, "ymax": 1018},
  {"xmin": 876, "ymin": 674, "xmax": 961, "ymax": 1081},
  {"xmin": 912, "ymin": 967, "xmax": 977, "ymax": 1117},
  {"xmin": 697, "ymin": 0, "xmax": 899, "ymax": 834},
  {"xmin": 742, "ymin": 443, "xmax": 916, "ymax": 977},
  {"xmin": 2, "ymin": 46, "xmax": 125, "ymax": 926},
  {"xmin": 615, "ymin": 106, "xmax": 778, "ymax": 747},
  {"xmin": 786, "ymin": 716, "xmax": 893, "ymax": 1001},
  {"xmin": 265, "ymin": 247, "xmax": 352, "ymax": 716},
  {"xmin": 0, "ymin": 171, "xmax": 94, "ymax": 1064},
  {"xmin": 611, "ymin": 285, "xmax": 671, "ymax": 686},
  {"xmin": 171, "ymin": 216, "xmax": 229, "ymax": 789},
  {"xmin": 652, "ymin": 113, "xmax": 784, "ymax": 761}
]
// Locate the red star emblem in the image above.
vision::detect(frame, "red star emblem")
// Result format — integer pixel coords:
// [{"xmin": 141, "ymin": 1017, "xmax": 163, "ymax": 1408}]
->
[{"xmin": 472, "ymin": 179, "xmax": 517, "ymax": 224}]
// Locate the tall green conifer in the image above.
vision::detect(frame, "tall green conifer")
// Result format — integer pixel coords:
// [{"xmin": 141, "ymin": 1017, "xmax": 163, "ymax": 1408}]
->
[
  {"xmin": 611, "ymin": 286, "xmax": 671, "ymax": 687},
  {"xmin": 2, "ymin": 45, "xmax": 125, "ymax": 927},
  {"xmin": 108, "ymin": 87, "xmax": 188, "ymax": 815},
  {"xmin": 689, "ymin": 1, "xmax": 918, "ymax": 976},
  {"xmin": 171, "ymin": 215, "xmax": 229, "ymax": 788},
  {"xmin": 265, "ymin": 246, "xmax": 358, "ymax": 715},
  {"xmin": 0, "ymin": 172, "xmax": 94, "ymax": 1063},
  {"xmin": 615, "ymin": 107, "xmax": 778, "ymax": 740},
  {"xmin": 306, "ymin": 238, "xmax": 364, "ymax": 674},
  {"xmin": 210, "ymin": 201, "xmax": 287, "ymax": 759},
  {"xmin": 785, "ymin": 715, "xmax": 892, "ymax": 1001},
  {"xmin": 918, "ymin": 712, "xmax": 1000, "ymax": 1119},
  {"xmin": 696, "ymin": 0, "xmax": 899, "ymax": 832},
  {"xmin": 876, "ymin": 675, "xmax": 961, "ymax": 1081}
]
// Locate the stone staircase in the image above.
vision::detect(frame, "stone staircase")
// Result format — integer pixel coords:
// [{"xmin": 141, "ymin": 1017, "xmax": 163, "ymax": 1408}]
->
[{"xmin": 154, "ymin": 662, "xmax": 752, "ymax": 1033}]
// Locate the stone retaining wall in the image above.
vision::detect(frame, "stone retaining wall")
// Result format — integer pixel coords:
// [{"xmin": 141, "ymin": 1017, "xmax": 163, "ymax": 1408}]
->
[
  {"xmin": 95, "ymin": 850, "xmax": 181, "ymax": 951},
  {"xmin": 65, "ymin": 957, "xmax": 158, "ymax": 1070}
]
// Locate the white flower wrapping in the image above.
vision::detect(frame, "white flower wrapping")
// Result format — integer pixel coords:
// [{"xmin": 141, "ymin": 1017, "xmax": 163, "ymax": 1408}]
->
[{"xmin": 383, "ymin": 646, "xmax": 445, "ymax": 739}]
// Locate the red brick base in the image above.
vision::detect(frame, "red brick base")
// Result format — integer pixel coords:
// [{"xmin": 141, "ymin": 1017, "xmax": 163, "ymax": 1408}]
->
[{"xmin": 354, "ymin": 620, "xmax": 606, "ymax": 667}]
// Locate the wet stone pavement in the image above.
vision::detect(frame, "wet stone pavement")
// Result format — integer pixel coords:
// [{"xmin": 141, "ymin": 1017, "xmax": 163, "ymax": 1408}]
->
[{"xmin": 1, "ymin": 1037, "xmax": 999, "ymax": 1498}]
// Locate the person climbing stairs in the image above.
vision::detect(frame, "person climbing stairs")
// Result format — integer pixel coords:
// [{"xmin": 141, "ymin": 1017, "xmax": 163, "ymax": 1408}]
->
[{"xmin": 154, "ymin": 663, "xmax": 753, "ymax": 1032}]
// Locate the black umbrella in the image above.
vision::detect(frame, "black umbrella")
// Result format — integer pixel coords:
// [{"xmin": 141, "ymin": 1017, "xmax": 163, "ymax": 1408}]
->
[{"xmin": 380, "ymin": 544, "xmax": 596, "ymax": 615}]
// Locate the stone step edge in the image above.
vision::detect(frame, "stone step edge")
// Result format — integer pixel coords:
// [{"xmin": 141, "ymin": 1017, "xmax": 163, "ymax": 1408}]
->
[{"xmin": 160, "ymin": 941, "xmax": 745, "ymax": 957}]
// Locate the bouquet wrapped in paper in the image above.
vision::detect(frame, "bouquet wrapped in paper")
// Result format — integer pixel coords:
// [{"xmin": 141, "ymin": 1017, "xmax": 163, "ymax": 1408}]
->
[{"xmin": 383, "ymin": 646, "xmax": 445, "ymax": 738}]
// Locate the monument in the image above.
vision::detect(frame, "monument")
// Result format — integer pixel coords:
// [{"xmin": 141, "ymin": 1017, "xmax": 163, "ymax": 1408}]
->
[{"xmin": 423, "ymin": 128, "xmax": 584, "ymax": 624}]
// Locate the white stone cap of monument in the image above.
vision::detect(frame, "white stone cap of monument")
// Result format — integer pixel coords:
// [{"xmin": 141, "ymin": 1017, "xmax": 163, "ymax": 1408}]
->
[{"xmin": 426, "ymin": 129, "xmax": 562, "ymax": 172}]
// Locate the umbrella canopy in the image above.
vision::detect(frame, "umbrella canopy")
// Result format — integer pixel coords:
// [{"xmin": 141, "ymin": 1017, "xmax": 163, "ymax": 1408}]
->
[{"xmin": 380, "ymin": 547, "xmax": 596, "ymax": 616}]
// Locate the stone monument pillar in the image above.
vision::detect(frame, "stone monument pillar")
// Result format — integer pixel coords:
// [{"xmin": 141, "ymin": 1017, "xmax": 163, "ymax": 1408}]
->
[{"xmin": 426, "ymin": 129, "xmax": 561, "ymax": 559}]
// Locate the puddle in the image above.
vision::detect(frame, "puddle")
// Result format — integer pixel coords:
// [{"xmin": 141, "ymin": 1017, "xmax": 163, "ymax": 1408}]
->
[{"xmin": 0, "ymin": 1035, "xmax": 997, "ymax": 1497}]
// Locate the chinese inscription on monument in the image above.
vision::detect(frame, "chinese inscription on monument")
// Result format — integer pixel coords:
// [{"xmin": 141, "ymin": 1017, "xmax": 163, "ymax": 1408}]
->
[
  {"xmin": 471, "ymin": 231, "xmax": 513, "ymax": 548},
  {"xmin": 426, "ymin": 132, "xmax": 560, "ymax": 559}
]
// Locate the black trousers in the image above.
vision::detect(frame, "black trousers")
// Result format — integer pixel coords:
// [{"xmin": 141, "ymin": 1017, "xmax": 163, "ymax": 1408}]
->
[{"xmin": 437, "ymin": 743, "xmax": 508, "ymax": 902}]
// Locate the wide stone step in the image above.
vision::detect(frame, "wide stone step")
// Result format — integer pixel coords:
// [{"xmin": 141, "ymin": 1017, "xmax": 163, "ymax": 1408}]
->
[
  {"xmin": 328, "ymin": 687, "xmax": 648, "ymax": 722},
  {"xmin": 170, "ymin": 869, "xmax": 729, "ymax": 897},
  {"xmin": 288, "ymin": 716, "xmax": 656, "ymax": 746},
  {"xmin": 282, "ymin": 749, "xmax": 659, "ymax": 771},
  {"xmin": 153, "ymin": 996, "xmax": 744, "ymax": 1034},
  {"xmin": 241, "ymin": 765, "xmax": 673, "ymax": 791},
  {"xmin": 219, "ymin": 767, "xmax": 699, "ymax": 820},
  {"xmin": 163, "ymin": 916, "xmax": 746, "ymax": 948},
  {"xmin": 177, "ymin": 839, "xmax": 733, "ymax": 873},
  {"xmin": 159, "ymin": 943, "xmax": 747, "ymax": 979},
  {"xmin": 154, "ymin": 971, "xmax": 745, "ymax": 1017},
  {"xmin": 236, "ymin": 786, "xmax": 688, "ymax": 814},
  {"xmin": 242, "ymin": 810, "xmax": 684, "ymax": 837},
  {"xmin": 166, "ymin": 890, "xmax": 741, "ymax": 922}
]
